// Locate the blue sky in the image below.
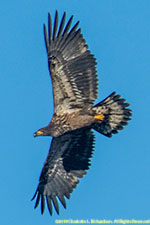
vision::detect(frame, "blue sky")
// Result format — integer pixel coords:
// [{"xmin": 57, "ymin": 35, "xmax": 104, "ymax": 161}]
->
[{"xmin": 1, "ymin": 0, "xmax": 150, "ymax": 224}]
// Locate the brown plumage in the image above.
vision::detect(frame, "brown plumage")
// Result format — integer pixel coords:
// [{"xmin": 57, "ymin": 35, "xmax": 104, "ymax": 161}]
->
[{"xmin": 32, "ymin": 11, "xmax": 132, "ymax": 215}]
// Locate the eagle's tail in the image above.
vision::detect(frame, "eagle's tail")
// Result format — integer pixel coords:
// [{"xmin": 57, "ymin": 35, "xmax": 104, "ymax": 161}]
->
[{"xmin": 92, "ymin": 92, "xmax": 132, "ymax": 137}]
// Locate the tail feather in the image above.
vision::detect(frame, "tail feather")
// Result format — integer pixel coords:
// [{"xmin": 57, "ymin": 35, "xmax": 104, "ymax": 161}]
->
[{"xmin": 92, "ymin": 92, "xmax": 132, "ymax": 137}]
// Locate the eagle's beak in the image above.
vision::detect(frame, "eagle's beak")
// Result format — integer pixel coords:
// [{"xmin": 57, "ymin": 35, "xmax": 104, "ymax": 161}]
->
[
  {"xmin": 33, "ymin": 130, "xmax": 44, "ymax": 137},
  {"xmin": 33, "ymin": 132, "xmax": 37, "ymax": 137}
]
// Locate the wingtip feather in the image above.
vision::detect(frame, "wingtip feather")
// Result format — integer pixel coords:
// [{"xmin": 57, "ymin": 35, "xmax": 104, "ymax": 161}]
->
[
  {"xmin": 48, "ymin": 13, "xmax": 52, "ymax": 44},
  {"xmin": 53, "ymin": 10, "xmax": 58, "ymax": 40}
]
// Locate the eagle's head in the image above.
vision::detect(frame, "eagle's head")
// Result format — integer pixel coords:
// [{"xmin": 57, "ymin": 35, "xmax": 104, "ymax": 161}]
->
[{"xmin": 33, "ymin": 124, "xmax": 54, "ymax": 137}]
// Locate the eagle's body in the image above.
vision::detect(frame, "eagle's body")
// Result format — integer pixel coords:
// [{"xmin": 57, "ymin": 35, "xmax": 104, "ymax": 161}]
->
[
  {"xmin": 32, "ymin": 11, "xmax": 132, "ymax": 216},
  {"xmin": 49, "ymin": 111, "xmax": 95, "ymax": 137}
]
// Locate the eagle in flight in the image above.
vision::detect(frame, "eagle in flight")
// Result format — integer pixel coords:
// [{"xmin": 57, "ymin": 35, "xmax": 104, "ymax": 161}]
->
[{"xmin": 32, "ymin": 11, "xmax": 132, "ymax": 216}]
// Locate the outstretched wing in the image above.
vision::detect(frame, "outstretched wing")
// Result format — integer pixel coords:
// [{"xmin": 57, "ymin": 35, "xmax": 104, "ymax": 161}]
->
[
  {"xmin": 44, "ymin": 11, "xmax": 98, "ymax": 114},
  {"xmin": 32, "ymin": 128, "xmax": 94, "ymax": 215}
]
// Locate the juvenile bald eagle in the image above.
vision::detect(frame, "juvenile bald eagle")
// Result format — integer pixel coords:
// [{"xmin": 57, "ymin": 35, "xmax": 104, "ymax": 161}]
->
[{"xmin": 32, "ymin": 11, "xmax": 132, "ymax": 215}]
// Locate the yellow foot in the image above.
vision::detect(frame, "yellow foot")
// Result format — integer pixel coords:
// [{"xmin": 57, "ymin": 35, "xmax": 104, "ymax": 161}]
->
[{"xmin": 94, "ymin": 114, "xmax": 104, "ymax": 121}]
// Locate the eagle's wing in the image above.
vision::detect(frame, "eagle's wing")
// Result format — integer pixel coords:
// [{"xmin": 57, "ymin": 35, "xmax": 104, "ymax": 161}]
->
[
  {"xmin": 44, "ymin": 11, "xmax": 98, "ymax": 114},
  {"xmin": 32, "ymin": 128, "xmax": 94, "ymax": 215}
]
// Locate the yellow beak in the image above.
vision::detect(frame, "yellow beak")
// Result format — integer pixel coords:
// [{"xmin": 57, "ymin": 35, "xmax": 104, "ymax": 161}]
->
[{"xmin": 33, "ymin": 130, "xmax": 44, "ymax": 137}]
